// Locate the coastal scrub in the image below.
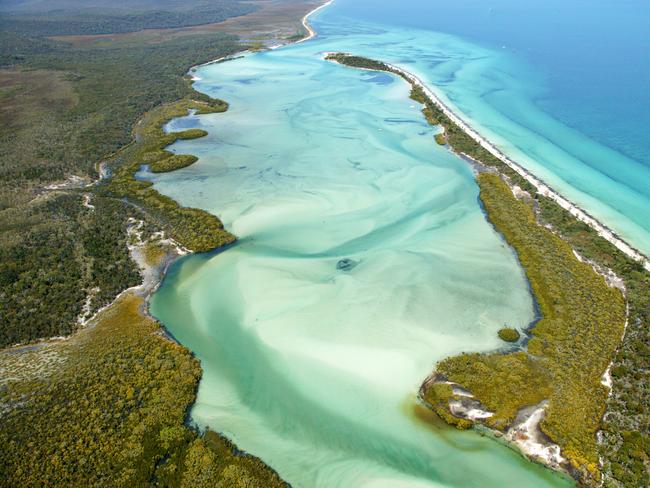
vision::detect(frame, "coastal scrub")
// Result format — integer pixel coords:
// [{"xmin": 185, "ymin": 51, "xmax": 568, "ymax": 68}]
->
[
  {"xmin": 0, "ymin": 293, "xmax": 286, "ymax": 486},
  {"xmin": 101, "ymin": 97, "xmax": 236, "ymax": 253},
  {"xmin": 537, "ymin": 197, "xmax": 650, "ymax": 487}
]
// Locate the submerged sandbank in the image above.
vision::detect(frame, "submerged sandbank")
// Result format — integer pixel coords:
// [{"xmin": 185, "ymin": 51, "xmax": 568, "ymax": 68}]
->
[{"xmin": 325, "ymin": 53, "xmax": 649, "ymax": 272}]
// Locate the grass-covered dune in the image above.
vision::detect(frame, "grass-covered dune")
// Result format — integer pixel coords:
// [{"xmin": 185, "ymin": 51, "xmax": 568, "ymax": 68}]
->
[{"xmin": 326, "ymin": 52, "xmax": 645, "ymax": 486}]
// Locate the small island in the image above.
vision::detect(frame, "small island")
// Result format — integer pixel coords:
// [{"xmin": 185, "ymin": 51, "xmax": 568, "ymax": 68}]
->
[
  {"xmin": 150, "ymin": 154, "xmax": 199, "ymax": 173},
  {"xmin": 498, "ymin": 327, "xmax": 520, "ymax": 342}
]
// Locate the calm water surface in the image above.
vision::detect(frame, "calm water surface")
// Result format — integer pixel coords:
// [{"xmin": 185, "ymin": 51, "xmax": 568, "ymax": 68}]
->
[
  {"xmin": 148, "ymin": 0, "xmax": 648, "ymax": 485},
  {"xmin": 316, "ymin": 0, "xmax": 650, "ymax": 255}
]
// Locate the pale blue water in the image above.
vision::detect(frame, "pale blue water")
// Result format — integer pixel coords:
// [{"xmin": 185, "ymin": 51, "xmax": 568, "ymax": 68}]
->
[
  {"xmin": 146, "ymin": 0, "xmax": 648, "ymax": 486},
  {"xmin": 151, "ymin": 50, "xmax": 570, "ymax": 485}
]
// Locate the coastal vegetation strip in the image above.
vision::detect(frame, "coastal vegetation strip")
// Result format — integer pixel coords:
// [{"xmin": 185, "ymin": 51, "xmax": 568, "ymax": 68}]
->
[
  {"xmin": 433, "ymin": 174, "xmax": 625, "ymax": 478},
  {"xmin": 324, "ymin": 54, "xmax": 649, "ymax": 270},
  {"xmin": 0, "ymin": 24, "xmax": 243, "ymax": 346},
  {"xmin": 0, "ymin": 292, "xmax": 286, "ymax": 487},
  {"xmin": 325, "ymin": 52, "xmax": 643, "ymax": 486},
  {"xmin": 100, "ymin": 95, "xmax": 236, "ymax": 253}
]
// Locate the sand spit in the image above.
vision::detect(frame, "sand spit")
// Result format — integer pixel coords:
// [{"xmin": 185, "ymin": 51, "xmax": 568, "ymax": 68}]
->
[
  {"xmin": 326, "ymin": 53, "xmax": 649, "ymax": 271},
  {"xmin": 296, "ymin": 0, "xmax": 333, "ymax": 43},
  {"xmin": 385, "ymin": 63, "xmax": 650, "ymax": 271},
  {"xmin": 506, "ymin": 402, "xmax": 566, "ymax": 471}
]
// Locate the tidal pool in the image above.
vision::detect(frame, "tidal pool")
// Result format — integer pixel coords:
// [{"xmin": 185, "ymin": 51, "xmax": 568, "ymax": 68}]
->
[{"xmin": 148, "ymin": 18, "xmax": 573, "ymax": 486}]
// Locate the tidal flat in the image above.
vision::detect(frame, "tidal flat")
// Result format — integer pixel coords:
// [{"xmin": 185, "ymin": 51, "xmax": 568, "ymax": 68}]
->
[
  {"xmin": 148, "ymin": 20, "xmax": 571, "ymax": 488},
  {"xmin": 145, "ymin": 1, "xmax": 649, "ymax": 486}
]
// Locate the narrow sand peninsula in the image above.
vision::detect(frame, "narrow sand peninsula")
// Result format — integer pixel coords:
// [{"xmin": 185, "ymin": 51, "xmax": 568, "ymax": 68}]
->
[
  {"xmin": 297, "ymin": 1, "xmax": 333, "ymax": 43},
  {"xmin": 382, "ymin": 62, "xmax": 650, "ymax": 271},
  {"xmin": 325, "ymin": 52, "xmax": 648, "ymax": 271},
  {"xmin": 189, "ymin": 0, "xmax": 332, "ymax": 74}
]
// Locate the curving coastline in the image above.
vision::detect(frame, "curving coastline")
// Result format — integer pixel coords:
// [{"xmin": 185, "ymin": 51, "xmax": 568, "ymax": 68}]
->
[
  {"xmin": 323, "ymin": 52, "xmax": 634, "ymax": 484},
  {"xmin": 187, "ymin": 1, "xmax": 332, "ymax": 78},
  {"xmin": 297, "ymin": 0, "xmax": 333, "ymax": 43},
  {"xmin": 325, "ymin": 53, "xmax": 649, "ymax": 271},
  {"xmin": 150, "ymin": 47, "xmax": 579, "ymax": 488},
  {"xmin": 140, "ymin": 6, "xmax": 642, "ymax": 486},
  {"xmin": 155, "ymin": 8, "xmax": 647, "ymax": 487}
]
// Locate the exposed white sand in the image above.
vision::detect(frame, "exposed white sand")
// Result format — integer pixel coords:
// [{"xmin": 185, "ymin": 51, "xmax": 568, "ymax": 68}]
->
[
  {"xmin": 506, "ymin": 402, "xmax": 566, "ymax": 470},
  {"xmin": 189, "ymin": 53, "xmax": 248, "ymax": 80},
  {"xmin": 386, "ymin": 63, "xmax": 650, "ymax": 271},
  {"xmin": 296, "ymin": 1, "xmax": 333, "ymax": 44},
  {"xmin": 43, "ymin": 174, "xmax": 88, "ymax": 190},
  {"xmin": 449, "ymin": 399, "xmax": 494, "ymax": 420},
  {"xmin": 82, "ymin": 193, "xmax": 95, "ymax": 210}
]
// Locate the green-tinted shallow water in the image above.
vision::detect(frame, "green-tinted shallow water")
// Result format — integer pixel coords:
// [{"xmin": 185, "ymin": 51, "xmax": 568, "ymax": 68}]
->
[{"xmin": 148, "ymin": 4, "xmax": 575, "ymax": 487}]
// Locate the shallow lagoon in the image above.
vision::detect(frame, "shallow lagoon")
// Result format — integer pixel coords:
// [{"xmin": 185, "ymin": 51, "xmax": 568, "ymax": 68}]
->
[
  {"xmin": 149, "ymin": 11, "xmax": 574, "ymax": 486},
  {"xmin": 318, "ymin": 0, "xmax": 650, "ymax": 256}
]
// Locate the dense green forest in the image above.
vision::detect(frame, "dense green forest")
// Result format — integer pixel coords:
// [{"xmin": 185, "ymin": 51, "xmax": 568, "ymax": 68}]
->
[
  {"xmin": 0, "ymin": 293, "xmax": 287, "ymax": 487},
  {"xmin": 327, "ymin": 53, "xmax": 649, "ymax": 487},
  {"xmin": 0, "ymin": 193, "xmax": 141, "ymax": 347},
  {"xmin": 0, "ymin": 12, "xmax": 242, "ymax": 346},
  {"xmin": 0, "ymin": 1, "xmax": 258, "ymax": 36}
]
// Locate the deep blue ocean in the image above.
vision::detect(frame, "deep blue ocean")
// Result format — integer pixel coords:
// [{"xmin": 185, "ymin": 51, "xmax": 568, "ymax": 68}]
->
[{"xmin": 314, "ymin": 0, "xmax": 650, "ymax": 254}]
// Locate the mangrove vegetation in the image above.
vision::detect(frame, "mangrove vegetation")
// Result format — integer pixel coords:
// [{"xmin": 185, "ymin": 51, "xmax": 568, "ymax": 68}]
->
[
  {"xmin": 497, "ymin": 327, "xmax": 520, "ymax": 343},
  {"xmin": 0, "ymin": 293, "xmax": 287, "ymax": 487},
  {"xmin": 100, "ymin": 97, "xmax": 236, "ymax": 252}
]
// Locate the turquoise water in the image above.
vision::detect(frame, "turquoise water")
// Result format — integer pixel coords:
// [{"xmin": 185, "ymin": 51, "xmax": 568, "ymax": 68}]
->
[
  {"xmin": 147, "ymin": 9, "xmax": 573, "ymax": 487},
  {"xmin": 150, "ymin": 50, "xmax": 569, "ymax": 486},
  {"xmin": 312, "ymin": 0, "xmax": 650, "ymax": 256},
  {"xmin": 147, "ymin": 0, "xmax": 648, "ymax": 485}
]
